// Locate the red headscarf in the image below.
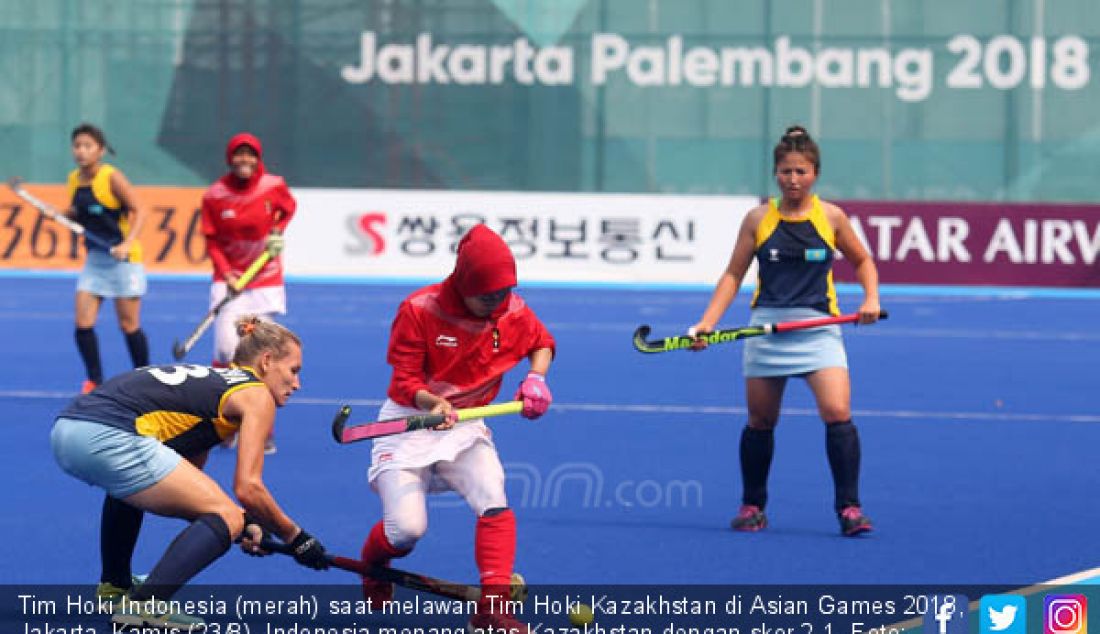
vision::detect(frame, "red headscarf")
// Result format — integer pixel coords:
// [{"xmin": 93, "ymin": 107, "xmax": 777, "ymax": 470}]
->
[
  {"xmin": 220, "ymin": 132, "xmax": 266, "ymax": 192},
  {"xmin": 440, "ymin": 225, "xmax": 517, "ymax": 318}
]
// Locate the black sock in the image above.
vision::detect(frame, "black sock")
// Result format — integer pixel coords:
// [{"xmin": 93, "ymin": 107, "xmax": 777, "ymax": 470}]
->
[
  {"xmin": 123, "ymin": 328, "xmax": 149, "ymax": 368},
  {"xmin": 131, "ymin": 514, "xmax": 231, "ymax": 602},
  {"xmin": 740, "ymin": 426, "xmax": 775, "ymax": 509},
  {"xmin": 100, "ymin": 496, "xmax": 145, "ymax": 588},
  {"xmin": 826, "ymin": 420, "xmax": 862, "ymax": 511},
  {"xmin": 75, "ymin": 327, "xmax": 103, "ymax": 384}
]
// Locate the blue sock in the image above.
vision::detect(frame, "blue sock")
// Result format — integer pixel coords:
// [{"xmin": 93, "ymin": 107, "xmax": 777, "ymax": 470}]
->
[
  {"xmin": 100, "ymin": 495, "xmax": 144, "ymax": 588},
  {"xmin": 740, "ymin": 426, "xmax": 774, "ymax": 508},
  {"xmin": 123, "ymin": 328, "xmax": 149, "ymax": 368},
  {"xmin": 75, "ymin": 327, "xmax": 103, "ymax": 384},
  {"xmin": 826, "ymin": 421, "xmax": 862, "ymax": 511},
  {"xmin": 131, "ymin": 514, "xmax": 231, "ymax": 602}
]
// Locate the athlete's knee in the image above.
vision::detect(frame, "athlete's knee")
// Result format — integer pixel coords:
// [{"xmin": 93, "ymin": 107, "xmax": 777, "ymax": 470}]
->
[
  {"xmin": 747, "ymin": 413, "xmax": 779, "ymax": 430},
  {"xmin": 467, "ymin": 479, "xmax": 508, "ymax": 517},
  {"xmin": 214, "ymin": 504, "xmax": 245, "ymax": 538},
  {"xmin": 117, "ymin": 315, "xmax": 140, "ymax": 333},
  {"xmin": 384, "ymin": 514, "xmax": 427, "ymax": 550},
  {"xmin": 819, "ymin": 404, "xmax": 851, "ymax": 423},
  {"xmin": 196, "ymin": 513, "xmax": 234, "ymax": 549}
]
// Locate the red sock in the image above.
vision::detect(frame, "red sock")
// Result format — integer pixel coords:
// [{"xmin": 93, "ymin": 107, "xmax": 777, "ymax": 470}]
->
[
  {"xmin": 475, "ymin": 509, "xmax": 516, "ymax": 603},
  {"xmin": 361, "ymin": 521, "xmax": 409, "ymax": 566}
]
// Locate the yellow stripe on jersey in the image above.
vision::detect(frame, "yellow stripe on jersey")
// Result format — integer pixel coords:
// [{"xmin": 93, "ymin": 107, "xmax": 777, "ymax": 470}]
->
[
  {"xmin": 67, "ymin": 165, "xmax": 121, "ymax": 209},
  {"xmin": 757, "ymin": 196, "xmax": 835, "ymax": 247},
  {"xmin": 754, "ymin": 200, "xmax": 783, "ymax": 248},
  {"xmin": 806, "ymin": 196, "xmax": 835, "ymax": 249},
  {"xmin": 214, "ymin": 379, "xmax": 266, "ymax": 440},
  {"xmin": 826, "ymin": 269, "xmax": 840, "ymax": 316},
  {"xmin": 135, "ymin": 410, "xmax": 203, "ymax": 442},
  {"xmin": 751, "ymin": 201, "xmax": 781, "ymax": 306}
]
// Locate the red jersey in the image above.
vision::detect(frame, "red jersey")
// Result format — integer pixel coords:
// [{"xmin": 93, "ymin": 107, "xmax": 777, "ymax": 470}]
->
[
  {"xmin": 201, "ymin": 133, "xmax": 296, "ymax": 289},
  {"xmin": 386, "ymin": 224, "xmax": 555, "ymax": 408},
  {"xmin": 386, "ymin": 285, "xmax": 555, "ymax": 408}
]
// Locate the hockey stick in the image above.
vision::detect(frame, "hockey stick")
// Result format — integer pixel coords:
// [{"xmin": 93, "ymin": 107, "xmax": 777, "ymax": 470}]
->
[
  {"xmin": 258, "ymin": 537, "xmax": 527, "ymax": 603},
  {"xmin": 633, "ymin": 310, "xmax": 889, "ymax": 354},
  {"xmin": 6, "ymin": 177, "xmax": 114, "ymax": 250},
  {"xmin": 171, "ymin": 245, "xmax": 276, "ymax": 360},
  {"xmin": 332, "ymin": 400, "xmax": 524, "ymax": 444}
]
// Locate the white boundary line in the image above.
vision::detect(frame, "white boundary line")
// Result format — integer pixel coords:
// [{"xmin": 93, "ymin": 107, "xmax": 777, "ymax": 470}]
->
[{"xmin": 6, "ymin": 391, "xmax": 1100, "ymax": 424}]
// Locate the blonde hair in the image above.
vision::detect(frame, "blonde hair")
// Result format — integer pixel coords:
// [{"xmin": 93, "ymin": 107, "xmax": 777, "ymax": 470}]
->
[{"xmin": 231, "ymin": 315, "xmax": 301, "ymax": 366}]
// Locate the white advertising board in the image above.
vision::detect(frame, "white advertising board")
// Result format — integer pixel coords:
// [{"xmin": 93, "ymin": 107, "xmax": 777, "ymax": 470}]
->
[{"xmin": 283, "ymin": 189, "xmax": 758, "ymax": 286}]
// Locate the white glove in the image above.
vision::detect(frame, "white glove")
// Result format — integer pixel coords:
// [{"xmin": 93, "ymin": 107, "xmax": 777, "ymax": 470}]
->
[{"xmin": 265, "ymin": 233, "xmax": 285, "ymax": 256}]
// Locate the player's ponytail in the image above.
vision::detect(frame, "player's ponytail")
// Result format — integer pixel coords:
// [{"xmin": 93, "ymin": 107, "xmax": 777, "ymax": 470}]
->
[{"xmin": 232, "ymin": 315, "xmax": 301, "ymax": 366}]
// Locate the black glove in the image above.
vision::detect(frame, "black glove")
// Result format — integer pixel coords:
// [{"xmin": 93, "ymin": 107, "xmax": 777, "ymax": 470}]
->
[{"xmin": 290, "ymin": 529, "xmax": 329, "ymax": 570}]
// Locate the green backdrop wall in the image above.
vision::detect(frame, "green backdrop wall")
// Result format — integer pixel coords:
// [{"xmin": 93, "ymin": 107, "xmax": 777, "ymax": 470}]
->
[{"xmin": 0, "ymin": 0, "xmax": 1096, "ymax": 201}]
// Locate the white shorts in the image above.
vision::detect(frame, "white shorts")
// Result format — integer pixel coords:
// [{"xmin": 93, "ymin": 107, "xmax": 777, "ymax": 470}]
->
[
  {"xmin": 210, "ymin": 282, "xmax": 286, "ymax": 364},
  {"xmin": 367, "ymin": 398, "xmax": 496, "ymax": 491}
]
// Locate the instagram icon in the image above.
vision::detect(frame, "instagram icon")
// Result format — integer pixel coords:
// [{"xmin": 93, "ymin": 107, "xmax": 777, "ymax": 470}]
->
[{"xmin": 1045, "ymin": 595, "xmax": 1087, "ymax": 634}]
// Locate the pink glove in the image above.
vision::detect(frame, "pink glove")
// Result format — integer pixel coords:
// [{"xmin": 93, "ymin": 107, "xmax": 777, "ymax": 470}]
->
[{"xmin": 514, "ymin": 372, "xmax": 552, "ymax": 419}]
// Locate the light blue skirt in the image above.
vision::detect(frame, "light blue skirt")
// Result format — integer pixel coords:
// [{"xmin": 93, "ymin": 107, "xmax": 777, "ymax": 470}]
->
[
  {"xmin": 742, "ymin": 306, "xmax": 848, "ymax": 378},
  {"xmin": 77, "ymin": 249, "xmax": 147, "ymax": 298},
  {"xmin": 51, "ymin": 417, "xmax": 181, "ymax": 499}
]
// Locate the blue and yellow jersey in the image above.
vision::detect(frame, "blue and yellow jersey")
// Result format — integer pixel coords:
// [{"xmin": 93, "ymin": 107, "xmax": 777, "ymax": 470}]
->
[
  {"xmin": 751, "ymin": 195, "xmax": 840, "ymax": 316},
  {"xmin": 67, "ymin": 164, "xmax": 142, "ymax": 262},
  {"xmin": 57, "ymin": 365, "xmax": 264, "ymax": 456}
]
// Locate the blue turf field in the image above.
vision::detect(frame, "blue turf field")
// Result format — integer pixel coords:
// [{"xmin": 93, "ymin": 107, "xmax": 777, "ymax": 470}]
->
[{"xmin": 2, "ymin": 277, "xmax": 1098, "ymax": 586}]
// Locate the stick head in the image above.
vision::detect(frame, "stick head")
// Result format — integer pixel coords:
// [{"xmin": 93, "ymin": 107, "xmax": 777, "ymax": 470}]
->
[
  {"xmin": 632, "ymin": 325, "xmax": 653, "ymax": 352},
  {"xmin": 331, "ymin": 405, "xmax": 352, "ymax": 443},
  {"xmin": 171, "ymin": 340, "xmax": 187, "ymax": 360},
  {"xmin": 6, "ymin": 176, "xmax": 24, "ymax": 191}
]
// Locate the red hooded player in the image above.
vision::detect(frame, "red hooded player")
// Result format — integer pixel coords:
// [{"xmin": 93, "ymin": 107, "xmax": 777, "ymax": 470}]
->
[
  {"xmin": 200, "ymin": 132, "xmax": 296, "ymax": 367},
  {"xmin": 362, "ymin": 224, "xmax": 555, "ymax": 632},
  {"xmin": 200, "ymin": 133, "xmax": 296, "ymax": 455}
]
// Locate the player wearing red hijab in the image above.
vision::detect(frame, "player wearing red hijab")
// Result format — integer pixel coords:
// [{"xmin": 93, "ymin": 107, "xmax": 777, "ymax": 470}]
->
[
  {"xmin": 361, "ymin": 225, "xmax": 555, "ymax": 632},
  {"xmin": 200, "ymin": 133, "xmax": 296, "ymax": 454},
  {"xmin": 200, "ymin": 133, "xmax": 296, "ymax": 367}
]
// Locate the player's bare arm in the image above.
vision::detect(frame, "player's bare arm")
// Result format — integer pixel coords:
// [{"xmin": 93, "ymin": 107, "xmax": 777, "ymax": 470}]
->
[
  {"xmin": 108, "ymin": 169, "xmax": 147, "ymax": 260},
  {"xmin": 223, "ymin": 385, "xmax": 300, "ymax": 542},
  {"xmin": 692, "ymin": 206, "xmax": 764, "ymax": 337},
  {"xmin": 828, "ymin": 203, "xmax": 880, "ymax": 322}
]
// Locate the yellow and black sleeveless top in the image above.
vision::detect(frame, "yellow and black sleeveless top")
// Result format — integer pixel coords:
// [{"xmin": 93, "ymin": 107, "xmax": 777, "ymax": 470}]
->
[
  {"xmin": 58, "ymin": 364, "xmax": 264, "ymax": 456},
  {"xmin": 751, "ymin": 195, "xmax": 839, "ymax": 316},
  {"xmin": 67, "ymin": 164, "xmax": 142, "ymax": 262}
]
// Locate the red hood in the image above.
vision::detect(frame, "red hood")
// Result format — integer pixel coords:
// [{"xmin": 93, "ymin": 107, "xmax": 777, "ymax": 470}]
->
[
  {"xmin": 220, "ymin": 132, "xmax": 266, "ymax": 191},
  {"xmin": 440, "ymin": 225, "xmax": 517, "ymax": 319}
]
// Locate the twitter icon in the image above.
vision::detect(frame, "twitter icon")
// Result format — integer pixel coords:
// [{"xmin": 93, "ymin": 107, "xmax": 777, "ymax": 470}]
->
[{"xmin": 981, "ymin": 595, "xmax": 1027, "ymax": 634}]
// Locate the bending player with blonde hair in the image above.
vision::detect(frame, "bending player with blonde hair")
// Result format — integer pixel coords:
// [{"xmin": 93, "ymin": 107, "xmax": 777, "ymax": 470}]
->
[{"xmin": 51, "ymin": 316, "xmax": 328, "ymax": 630}]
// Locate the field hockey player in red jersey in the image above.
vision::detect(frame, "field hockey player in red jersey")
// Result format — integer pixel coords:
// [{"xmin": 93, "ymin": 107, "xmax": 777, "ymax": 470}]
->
[{"xmin": 361, "ymin": 224, "xmax": 554, "ymax": 632}]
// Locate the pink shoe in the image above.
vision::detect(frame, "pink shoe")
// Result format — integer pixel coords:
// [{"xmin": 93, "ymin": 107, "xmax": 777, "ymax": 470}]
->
[
  {"xmin": 838, "ymin": 506, "xmax": 873, "ymax": 536},
  {"xmin": 731, "ymin": 505, "xmax": 767, "ymax": 532}
]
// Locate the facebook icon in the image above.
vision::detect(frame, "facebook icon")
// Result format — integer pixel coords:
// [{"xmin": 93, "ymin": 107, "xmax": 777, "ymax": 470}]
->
[{"xmin": 924, "ymin": 595, "xmax": 970, "ymax": 634}]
